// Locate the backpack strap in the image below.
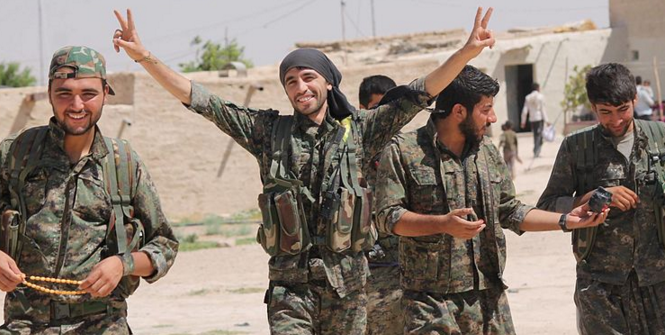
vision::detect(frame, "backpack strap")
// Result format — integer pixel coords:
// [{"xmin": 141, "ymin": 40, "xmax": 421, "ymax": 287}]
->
[
  {"xmin": 635, "ymin": 120, "xmax": 665, "ymax": 249},
  {"xmin": 7, "ymin": 127, "xmax": 48, "ymax": 265},
  {"xmin": 570, "ymin": 126, "xmax": 599, "ymax": 262},
  {"xmin": 103, "ymin": 138, "xmax": 142, "ymax": 256}
]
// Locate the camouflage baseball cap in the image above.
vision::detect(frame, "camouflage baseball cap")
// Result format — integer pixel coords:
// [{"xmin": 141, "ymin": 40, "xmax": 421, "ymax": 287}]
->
[{"xmin": 48, "ymin": 46, "xmax": 115, "ymax": 95}]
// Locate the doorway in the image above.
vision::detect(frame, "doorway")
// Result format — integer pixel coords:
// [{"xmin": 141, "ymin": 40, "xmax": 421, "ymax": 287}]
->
[{"xmin": 505, "ymin": 64, "xmax": 534, "ymax": 132}]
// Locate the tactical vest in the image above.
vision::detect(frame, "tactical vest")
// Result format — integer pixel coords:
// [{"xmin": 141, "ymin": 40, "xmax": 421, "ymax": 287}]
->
[
  {"xmin": 256, "ymin": 114, "xmax": 377, "ymax": 256},
  {"xmin": 2, "ymin": 127, "xmax": 144, "ymax": 289},
  {"xmin": 571, "ymin": 119, "xmax": 665, "ymax": 261}
]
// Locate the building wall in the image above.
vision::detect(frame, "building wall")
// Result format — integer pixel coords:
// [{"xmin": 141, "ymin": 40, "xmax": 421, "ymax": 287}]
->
[{"xmin": 610, "ymin": 0, "xmax": 665, "ymax": 98}]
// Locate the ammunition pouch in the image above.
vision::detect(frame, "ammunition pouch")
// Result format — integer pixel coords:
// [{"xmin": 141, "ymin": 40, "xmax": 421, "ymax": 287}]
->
[{"xmin": 257, "ymin": 187, "xmax": 311, "ymax": 256}]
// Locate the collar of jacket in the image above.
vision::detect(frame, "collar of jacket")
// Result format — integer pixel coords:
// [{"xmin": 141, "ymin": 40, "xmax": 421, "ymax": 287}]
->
[{"xmin": 47, "ymin": 117, "xmax": 110, "ymax": 162}]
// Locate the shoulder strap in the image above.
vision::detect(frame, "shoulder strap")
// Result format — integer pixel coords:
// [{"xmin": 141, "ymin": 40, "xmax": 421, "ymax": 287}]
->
[
  {"xmin": 571, "ymin": 126, "xmax": 597, "ymax": 194},
  {"xmin": 103, "ymin": 137, "xmax": 141, "ymax": 254},
  {"xmin": 269, "ymin": 115, "xmax": 294, "ymax": 180},
  {"xmin": 6, "ymin": 126, "xmax": 48, "ymax": 264},
  {"xmin": 636, "ymin": 119, "xmax": 665, "ymax": 164}
]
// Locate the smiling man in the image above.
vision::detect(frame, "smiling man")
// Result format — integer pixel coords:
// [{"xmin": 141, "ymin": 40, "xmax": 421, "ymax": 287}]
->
[
  {"xmin": 112, "ymin": 7, "xmax": 497, "ymax": 335},
  {"xmin": 0, "ymin": 46, "xmax": 178, "ymax": 334},
  {"xmin": 374, "ymin": 65, "xmax": 608, "ymax": 334},
  {"xmin": 537, "ymin": 63, "xmax": 665, "ymax": 334}
]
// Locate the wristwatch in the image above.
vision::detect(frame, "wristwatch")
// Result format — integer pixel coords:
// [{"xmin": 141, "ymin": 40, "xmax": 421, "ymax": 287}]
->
[{"xmin": 558, "ymin": 214, "xmax": 571, "ymax": 232}]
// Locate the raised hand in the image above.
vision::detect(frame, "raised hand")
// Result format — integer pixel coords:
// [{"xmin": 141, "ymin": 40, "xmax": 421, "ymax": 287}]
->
[
  {"xmin": 442, "ymin": 208, "xmax": 486, "ymax": 239},
  {"xmin": 462, "ymin": 7, "xmax": 495, "ymax": 59},
  {"xmin": 113, "ymin": 9, "xmax": 149, "ymax": 61}
]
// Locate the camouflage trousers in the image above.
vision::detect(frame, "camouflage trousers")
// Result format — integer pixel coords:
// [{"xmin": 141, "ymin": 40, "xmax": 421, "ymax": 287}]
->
[
  {"xmin": 265, "ymin": 280, "xmax": 368, "ymax": 335},
  {"xmin": 575, "ymin": 273, "xmax": 665, "ymax": 335},
  {"xmin": 0, "ymin": 314, "xmax": 131, "ymax": 335},
  {"xmin": 402, "ymin": 287, "xmax": 515, "ymax": 335},
  {"xmin": 366, "ymin": 265, "xmax": 403, "ymax": 335}
]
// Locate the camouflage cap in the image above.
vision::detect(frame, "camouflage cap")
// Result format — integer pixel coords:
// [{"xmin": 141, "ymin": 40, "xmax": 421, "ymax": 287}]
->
[{"xmin": 48, "ymin": 46, "xmax": 115, "ymax": 95}]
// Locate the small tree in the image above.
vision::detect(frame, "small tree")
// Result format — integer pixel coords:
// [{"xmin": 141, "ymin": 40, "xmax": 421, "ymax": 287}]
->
[
  {"xmin": 0, "ymin": 62, "xmax": 37, "ymax": 88},
  {"xmin": 180, "ymin": 36, "xmax": 253, "ymax": 73},
  {"xmin": 560, "ymin": 65, "xmax": 593, "ymax": 121}
]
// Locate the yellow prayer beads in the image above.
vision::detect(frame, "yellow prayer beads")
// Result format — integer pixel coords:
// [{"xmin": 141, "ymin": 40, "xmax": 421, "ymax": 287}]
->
[{"xmin": 22, "ymin": 276, "xmax": 85, "ymax": 295}]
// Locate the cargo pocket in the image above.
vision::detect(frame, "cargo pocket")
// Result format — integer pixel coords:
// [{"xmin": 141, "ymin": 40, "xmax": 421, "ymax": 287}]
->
[
  {"xmin": 275, "ymin": 190, "xmax": 310, "ymax": 255},
  {"xmin": 411, "ymin": 169, "xmax": 440, "ymax": 213},
  {"xmin": 22, "ymin": 169, "xmax": 48, "ymax": 215},
  {"xmin": 257, "ymin": 193, "xmax": 280, "ymax": 256},
  {"xmin": 351, "ymin": 187, "xmax": 377, "ymax": 253},
  {"xmin": 399, "ymin": 238, "xmax": 447, "ymax": 283},
  {"xmin": 328, "ymin": 187, "xmax": 354, "ymax": 253}
]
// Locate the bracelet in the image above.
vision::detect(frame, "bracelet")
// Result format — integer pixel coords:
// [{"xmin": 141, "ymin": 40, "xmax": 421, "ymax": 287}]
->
[
  {"xmin": 558, "ymin": 214, "xmax": 571, "ymax": 232},
  {"xmin": 134, "ymin": 52, "xmax": 157, "ymax": 64},
  {"xmin": 117, "ymin": 253, "xmax": 135, "ymax": 276}
]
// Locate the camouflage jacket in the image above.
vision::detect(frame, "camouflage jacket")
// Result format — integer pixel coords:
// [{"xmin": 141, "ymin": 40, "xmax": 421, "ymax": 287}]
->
[
  {"xmin": 187, "ymin": 78, "xmax": 432, "ymax": 297},
  {"xmin": 537, "ymin": 122, "xmax": 665, "ymax": 286},
  {"xmin": 0, "ymin": 119, "xmax": 179, "ymax": 323},
  {"xmin": 375, "ymin": 120, "xmax": 532, "ymax": 293}
]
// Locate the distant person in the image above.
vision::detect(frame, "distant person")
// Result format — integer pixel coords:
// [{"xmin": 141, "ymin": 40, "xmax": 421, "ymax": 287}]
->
[
  {"xmin": 359, "ymin": 75, "xmax": 396, "ymax": 109},
  {"xmin": 0, "ymin": 46, "xmax": 178, "ymax": 334},
  {"xmin": 499, "ymin": 120, "xmax": 521, "ymax": 179},
  {"xmin": 520, "ymin": 83, "xmax": 549, "ymax": 158},
  {"xmin": 113, "ymin": 7, "xmax": 496, "ymax": 335},
  {"xmin": 643, "ymin": 79, "xmax": 655, "ymax": 100},
  {"xmin": 635, "ymin": 75, "xmax": 655, "ymax": 120},
  {"xmin": 359, "ymin": 74, "xmax": 403, "ymax": 335}
]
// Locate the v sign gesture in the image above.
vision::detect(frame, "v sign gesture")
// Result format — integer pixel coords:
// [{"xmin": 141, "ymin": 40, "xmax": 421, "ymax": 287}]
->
[
  {"xmin": 463, "ymin": 7, "xmax": 495, "ymax": 59},
  {"xmin": 113, "ymin": 9, "xmax": 149, "ymax": 62}
]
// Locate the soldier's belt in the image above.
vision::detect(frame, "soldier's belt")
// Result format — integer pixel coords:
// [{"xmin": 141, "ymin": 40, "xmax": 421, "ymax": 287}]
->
[{"xmin": 50, "ymin": 300, "xmax": 118, "ymax": 322}]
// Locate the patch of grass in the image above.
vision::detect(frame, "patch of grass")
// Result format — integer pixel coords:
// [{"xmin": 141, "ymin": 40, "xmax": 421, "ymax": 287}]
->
[
  {"xmin": 234, "ymin": 237, "xmax": 256, "ymax": 246},
  {"xmin": 228, "ymin": 287, "xmax": 265, "ymax": 294},
  {"xmin": 206, "ymin": 223, "xmax": 253, "ymax": 237},
  {"xmin": 153, "ymin": 324, "xmax": 173, "ymax": 328},
  {"xmin": 177, "ymin": 234, "xmax": 222, "ymax": 252},
  {"xmin": 199, "ymin": 330, "xmax": 247, "ymax": 335},
  {"xmin": 188, "ymin": 288, "xmax": 215, "ymax": 296}
]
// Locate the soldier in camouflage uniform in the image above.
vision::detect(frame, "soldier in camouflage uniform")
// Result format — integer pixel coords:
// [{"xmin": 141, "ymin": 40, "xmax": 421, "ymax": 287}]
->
[
  {"xmin": 537, "ymin": 63, "xmax": 665, "ymax": 334},
  {"xmin": 0, "ymin": 46, "xmax": 179, "ymax": 334},
  {"xmin": 358, "ymin": 75, "xmax": 403, "ymax": 335},
  {"xmin": 375, "ymin": 65, "xmax": 608, "ymax": 335},
  {"xmin": 113, "ymin": 8, "xmax": 497, "ymax": 335}
]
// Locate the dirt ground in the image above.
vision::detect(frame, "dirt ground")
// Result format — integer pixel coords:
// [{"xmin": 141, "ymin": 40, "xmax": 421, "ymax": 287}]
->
[{"xmin": 1, "ymin": 134, "xmax": 583, "ymax": 334}]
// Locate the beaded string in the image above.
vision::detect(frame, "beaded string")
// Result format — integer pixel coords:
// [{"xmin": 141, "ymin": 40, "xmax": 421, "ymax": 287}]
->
[{"xmin": 22, "ymin": 276, "xmax": 85, "ymax": 295}]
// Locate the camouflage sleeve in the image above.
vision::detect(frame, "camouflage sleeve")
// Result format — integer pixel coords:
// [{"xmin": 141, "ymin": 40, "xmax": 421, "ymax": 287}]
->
[
  {"xmin": 359, "ymin": 77, "xmax": 433, "ymax": 160},
  {"xmin": 374, "ymin": 141, "xmax": 408, "ymax": 235},
  {"xmin": 536, "ymin": 137, "xmax": 577, "ymax": 213},
  {"xmin": 186, "ymin": 81, "xmax": 277, "ymax": 158},
  {"xmin": 489, "ymin": 144, "xmax": 533, "ymax": 235},
  {"xmin": 131, "ymin": 152, "xmax": 179, "ymax": 284}
]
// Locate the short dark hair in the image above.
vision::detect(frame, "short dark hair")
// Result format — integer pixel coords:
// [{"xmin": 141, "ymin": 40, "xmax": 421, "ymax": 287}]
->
[
  {"xmin": 503, "ymin": 120, "xmax": 513, "ymax": 130},
  {"xmin": 532, "ymin": 82, "xmax": 540, "ymax": 91},
  {"xmin": 359, "ymin": 75, "xmax": 397, "ymax": 108},
  {"xmin": 434, "ymin": 65, "xmax": 499, "ymax": 120},
  {"xmin": 635, "ymin": 75, "xmax": 642, "ymax": 85},
  {"xmin": 586, "ymin": 63, "xmax": 636, "ymax": 106}
]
